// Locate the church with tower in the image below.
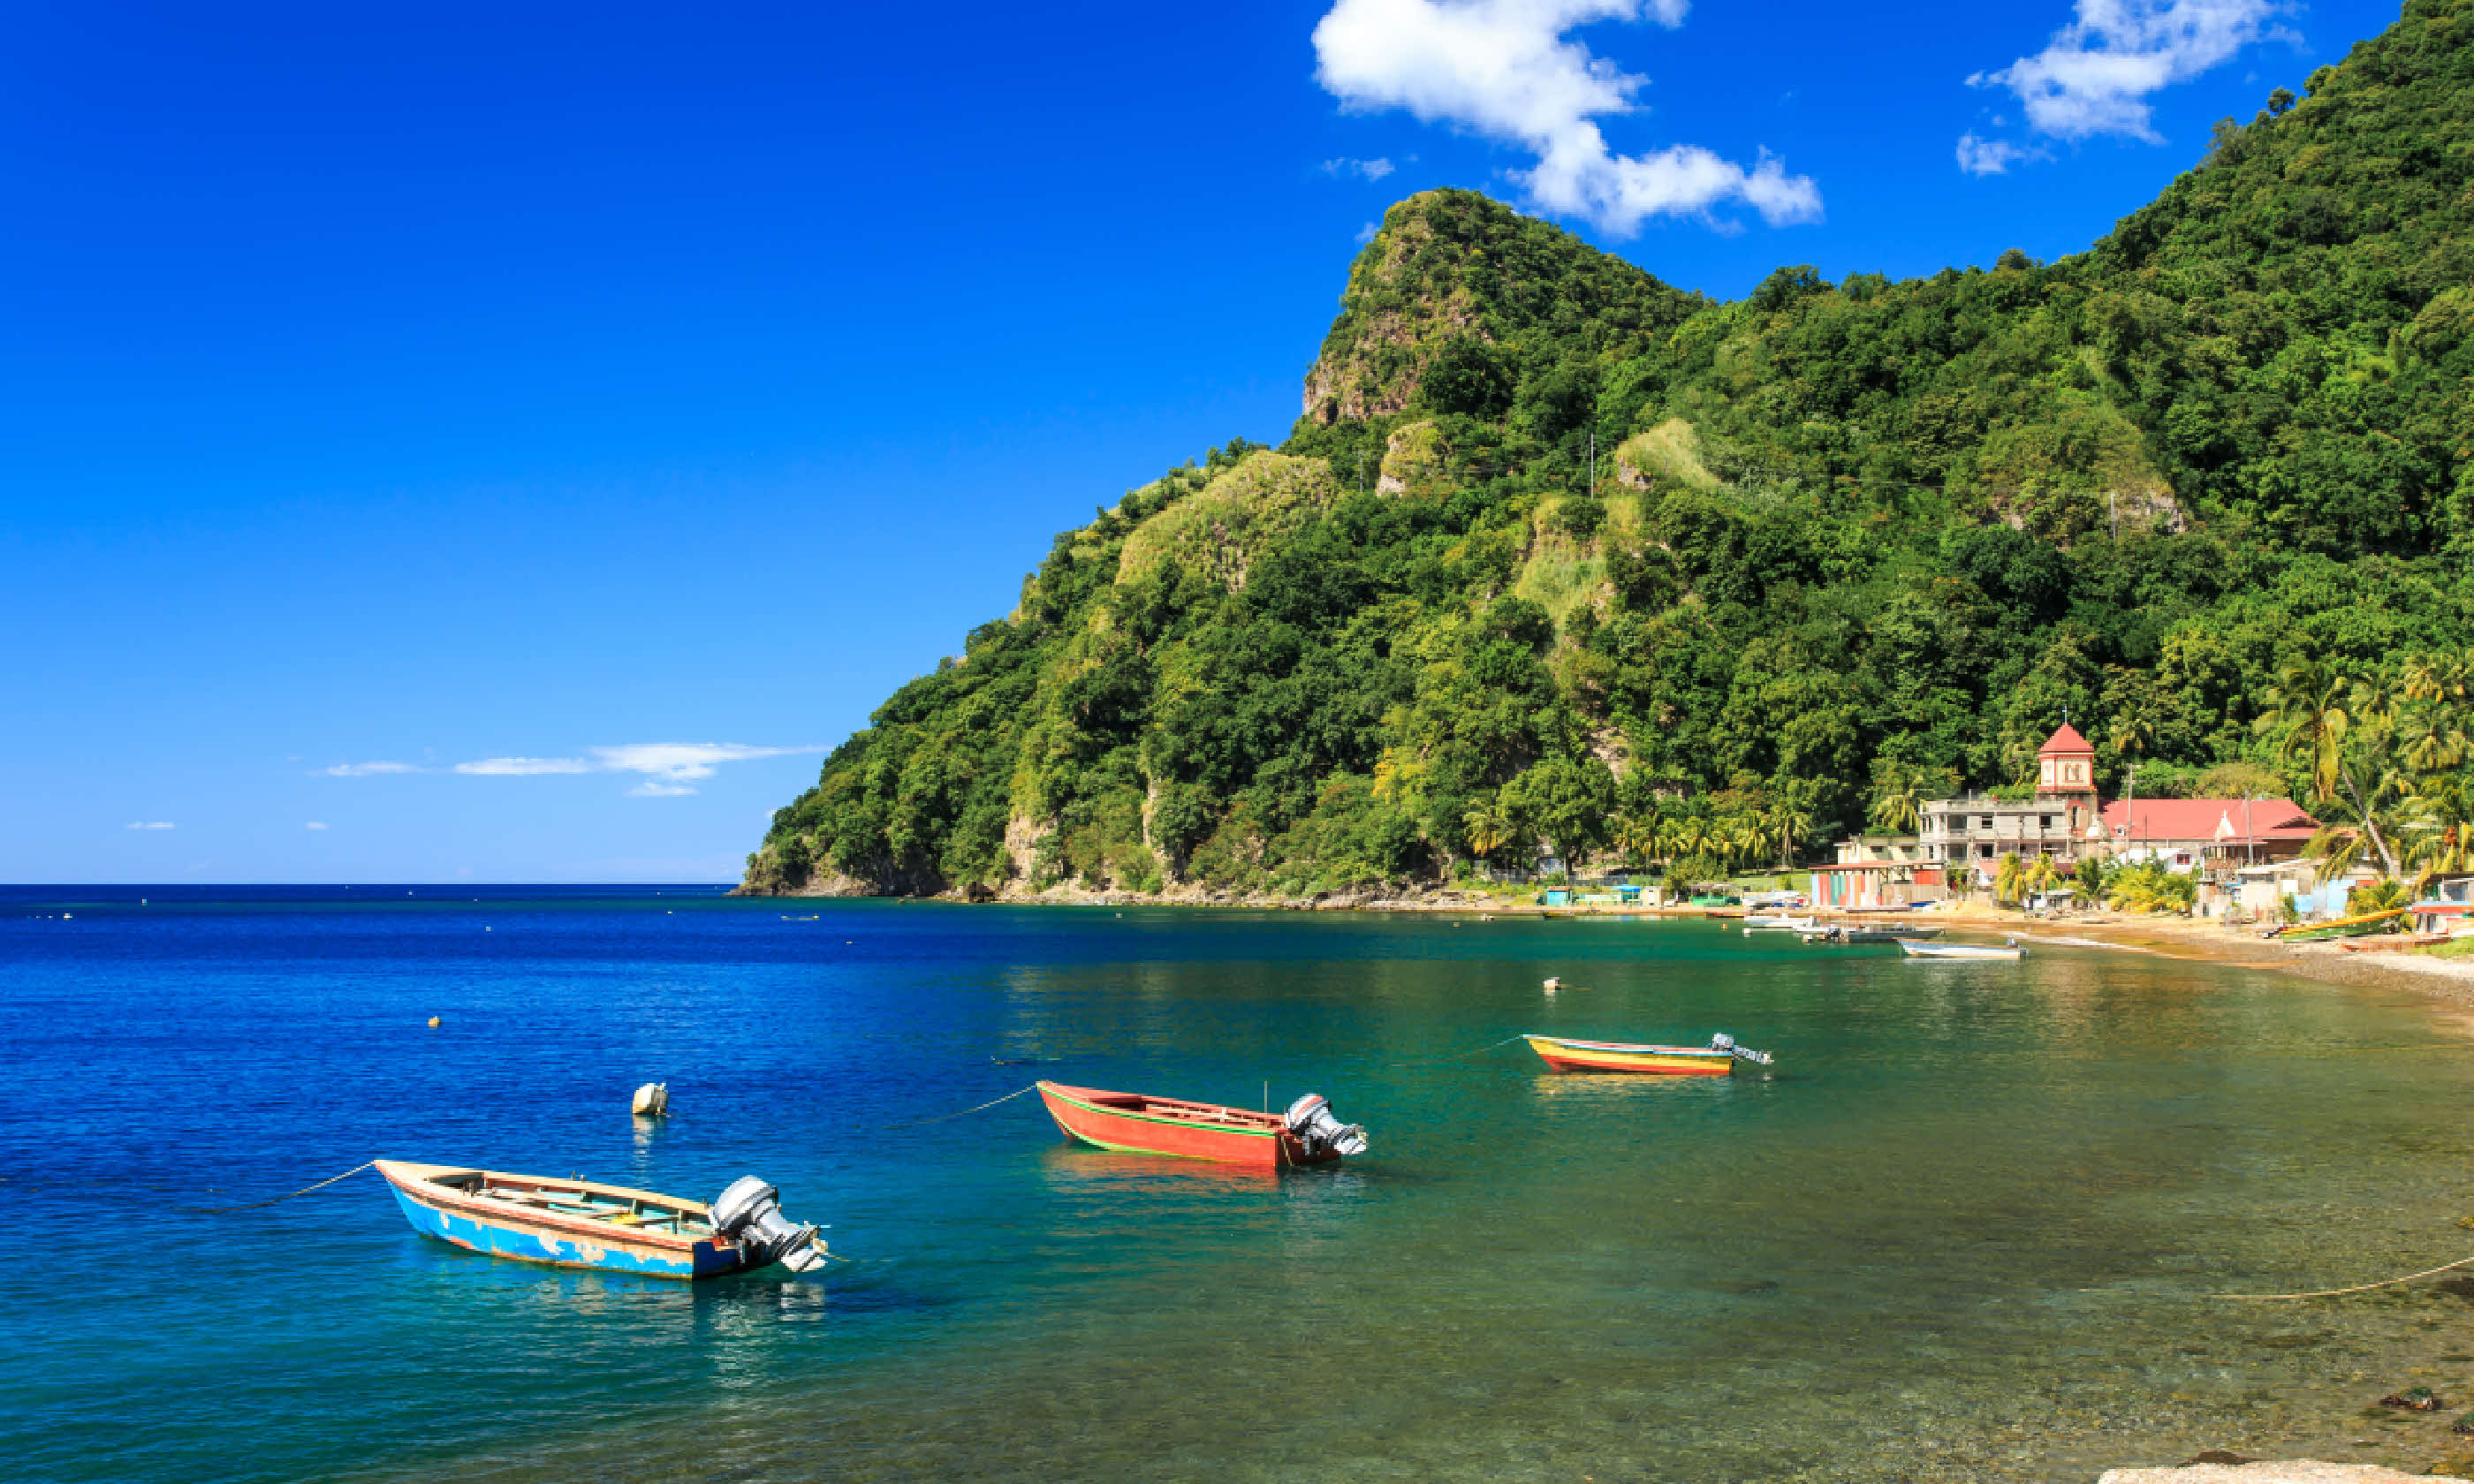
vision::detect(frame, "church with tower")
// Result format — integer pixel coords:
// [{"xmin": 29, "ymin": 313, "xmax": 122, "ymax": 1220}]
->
[
  {"xmin": 1821, "ymin": 723, "xmax": 2321, "ymax": 906},
  {"xmin": 1914, "ymin": 723, "xmax": 2319, "ymax": 878}
]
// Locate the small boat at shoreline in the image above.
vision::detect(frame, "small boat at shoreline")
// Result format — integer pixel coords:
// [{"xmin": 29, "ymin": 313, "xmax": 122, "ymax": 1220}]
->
[
  {"xmin": 2279, "ymin": 907, "xmax": 2411, "ymax": 942},
  {"xmin": 1800, "ymin": 923, "xmax": 1940, "ymax": 943},
  {"xmin": 1900, "ymin": 939, "xmax": 2027, "ymax": 961},
  {"xmin": 375, "ymin": 1160, "xmax": 828, "ymax": 1279},
  {"xmin": 1524, "ymin": 1033, "xmax": 1774, "ymax": 1076},
  {"xmin": 1743, "ymin": 914, "xmax": 1818, "ymax": 932},
  {"xmin": 1035, "ymin": 1081, "xmax": 1368, "ymax": 1169}
]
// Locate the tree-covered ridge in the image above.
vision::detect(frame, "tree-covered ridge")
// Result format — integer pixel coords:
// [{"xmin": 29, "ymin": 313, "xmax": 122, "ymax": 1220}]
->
[{"xmin": 747, "ymin": 0, "xmax": 2473, "ymax": 899}]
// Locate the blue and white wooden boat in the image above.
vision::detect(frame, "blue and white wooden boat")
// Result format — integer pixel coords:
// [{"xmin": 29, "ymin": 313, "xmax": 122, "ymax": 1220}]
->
[{"xmin": 375, "ymin": 1159, "xmax": 828, "ymax": 1279}]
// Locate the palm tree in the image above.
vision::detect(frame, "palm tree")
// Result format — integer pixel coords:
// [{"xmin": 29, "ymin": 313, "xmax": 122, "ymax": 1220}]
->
[
  {"xmin": 1610, "ymin": 811, "xmax": 1659, "ymax": 869},
  {"xmin": 1672, "ymin": 815, "xmax": 1711, "ymax": 866},
  {"xmin": 1463, "ymin": 805, "xmax": 1509, "ymax": 862},
  {"xmin": 2402, "ymin": 775, "xmax": 2474, "ymax": 896},
  {"xmin": 1869, "ymin": 767, "xmax": 1922, "ymax": 837},
  {"xmin": 1722, "ymin": 818, "xmax": 1761, "ymax": 875},
  {"xmin": 1994, "ymin": 852, "xmax": 2026, "ymax": 908},
  {"xmin": 1768, "ymin": 799, "xmax": 1813, "ymax": 868},
  {"xmin": 2256, "ymin": 661, "xmax": 2402, "ymax": 877},
  {"xmin": 2024, "ymin": 854, "xmax": 2055, "ymax": 898}
]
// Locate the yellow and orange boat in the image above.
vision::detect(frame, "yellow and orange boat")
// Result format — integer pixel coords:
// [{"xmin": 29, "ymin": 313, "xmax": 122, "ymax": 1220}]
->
[{"xmin": 1525, "ymin": 1032, "xmax": 1773, "ymax": 1076}]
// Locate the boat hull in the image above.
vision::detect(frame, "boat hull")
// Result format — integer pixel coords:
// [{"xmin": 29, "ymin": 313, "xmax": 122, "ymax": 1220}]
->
[
  {"xmin": 1898, "ymin": 942, "xmax": 2024, "ymax": 960},
  {"xmin": 1525, "ymin": 1036, "xmax": 1736, "ymax": 1076},
  {"xmin": 1036, "ymin": 1081, "xmax": 1327, "ymax": 1168},
  {"xmin": 376, "ymin": 1160, "xmax": 763, "ymax": 1279}
]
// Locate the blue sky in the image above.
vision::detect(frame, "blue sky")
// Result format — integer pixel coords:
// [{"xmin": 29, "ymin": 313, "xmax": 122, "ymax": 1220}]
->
[{"xmin": 1, "ymin": 0, "xmax": 2395, "ymax": 883}]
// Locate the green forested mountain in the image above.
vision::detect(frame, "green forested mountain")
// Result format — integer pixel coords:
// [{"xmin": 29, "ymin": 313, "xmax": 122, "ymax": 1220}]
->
[{"xmin": 746, "ymin": 0, "xmax": 2474, "ymax": 898}]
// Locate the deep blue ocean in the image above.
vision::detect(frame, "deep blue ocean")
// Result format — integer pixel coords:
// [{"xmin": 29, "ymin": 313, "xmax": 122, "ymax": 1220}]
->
[{"xmin": 8, "ymin": 886, "xmax": 2474, "ymax": 1482}]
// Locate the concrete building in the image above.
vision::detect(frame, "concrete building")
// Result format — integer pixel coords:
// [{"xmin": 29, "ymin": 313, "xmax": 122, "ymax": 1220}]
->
[
  {"xmin": 1856, "ymin": 723, "xmax": 2321, "ymax": 896},
  {"xmin": 1917, "ymin": 724, "xmax": 2103, "ymax": 871}
]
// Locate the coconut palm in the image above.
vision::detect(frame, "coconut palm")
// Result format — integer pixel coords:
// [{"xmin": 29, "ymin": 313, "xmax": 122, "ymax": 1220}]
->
[
  {"xmin": 2023, "ymin": 854, "xmax": 2055, "ymax": 897},
  {"xmin": 1463, "ymin": 805, "xmax": 1510, "ymax": 861},
  {"xmin": 1869, "ymin": 767, "xmax": 1922, "ymax": 837},
  {"xmin": 1610, "ymin": 810, "xmax": 1660, "ymax": 869},
  {"xmin": 2401, "ymin": 775, "xmax": 2474, "ymax": 895},
  {"xmin": 1767, "ymin": 799, "xmax": 1813, "ymax": 868},
  {"xmin": 1994, "ymin": 852, "xmax": 2026, "ymax": 908},
  {"xmin": 2256, "ymin": 662, "xmax": 2402, "ymax": 877}
]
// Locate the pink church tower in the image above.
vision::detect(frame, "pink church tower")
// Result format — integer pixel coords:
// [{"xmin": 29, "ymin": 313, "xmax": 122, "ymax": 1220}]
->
[{"xmin": 2037, "ymin": 723, "xmax": 2098, "ymax": 817}]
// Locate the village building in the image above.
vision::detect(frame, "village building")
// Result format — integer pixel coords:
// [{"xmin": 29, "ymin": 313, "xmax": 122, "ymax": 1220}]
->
[
  {"xmin": 1828, "ymin": 724, "xmax": 2323, "ymax": 901},
  {"xmin": 1916, "ymin": 724, "xmax": 2105, "ymax": 868},
  {"xmin": 2100, "ymin": 797, "xmax": 2319, "ymax": 871},
  {"xmin": 2412, "ymin": 873, "xmax": 2474, "ymax": 938}
]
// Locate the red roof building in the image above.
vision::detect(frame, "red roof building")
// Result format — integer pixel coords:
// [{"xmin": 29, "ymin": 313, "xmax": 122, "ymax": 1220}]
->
[{"xmin": 2101, "ymin": 798, "xmax": 2318, "ymax": 855}]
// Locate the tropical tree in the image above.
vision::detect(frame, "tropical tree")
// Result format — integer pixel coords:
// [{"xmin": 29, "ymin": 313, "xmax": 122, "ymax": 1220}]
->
[
  {"xmin": 1869, "ymin": 766, "xmax": 1923, "ymax": 837},
  {"xmin": 2023, "ymin": 854, "xmax": 2055, "ymax": 899},
  {"xmin": 1463, "ymin": 804, "xmax": 1511, "ymax": 862},
  {"xmin": 1767, "ymin": 798, "xmax": 1814, "ymax": 868},
  {"xmin": 1994, "ymin": 852, "xmax": 2026, "ymax": 908},
  {"xmin": 2074, "ymin": 852, "xmax": 2108, "ymax": 900},
  {"xmin": 2401, "ymin": 775, "xmax": 2474, "ymax": 895},
  {"xmin": 2256, "ymin": 662, "xmax": 2402, "ymax": 877}
]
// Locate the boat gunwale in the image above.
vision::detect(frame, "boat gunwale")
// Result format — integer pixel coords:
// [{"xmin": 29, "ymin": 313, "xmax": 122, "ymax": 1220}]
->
[
  {"xmin": 1522, "ymin": 1034, "xmax": 1730, "ymax": 1057},
  {"xmin": 374, "ymin": 1160, "xmax": 726, "ymax": 1253},
  {"xmin": 1034, "ymin": 1081, "xmax": 1285, "ymax": 1140}
]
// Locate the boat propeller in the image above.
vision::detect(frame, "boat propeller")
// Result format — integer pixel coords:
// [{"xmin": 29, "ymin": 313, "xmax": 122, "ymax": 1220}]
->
[
  {"xmin": 710, "ymin": 1177, "xmax": 830, "ymax": 1274},
  {"xmin": 1708, "ymin": 1033, "xmax": 1774, "ymax": 1066},
  {"xmin": 1284, "ymin": 1094, "xmax": 1370, "ymax": 1159}
]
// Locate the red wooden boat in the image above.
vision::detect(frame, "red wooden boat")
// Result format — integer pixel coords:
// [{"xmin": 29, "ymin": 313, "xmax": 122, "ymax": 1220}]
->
[{"xmin": 1035, "ymin": 1080, "xmax": 1368, "ymax": 1169}]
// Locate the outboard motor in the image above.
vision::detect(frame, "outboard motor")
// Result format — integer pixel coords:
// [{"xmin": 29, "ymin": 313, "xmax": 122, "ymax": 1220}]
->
[
  {"xmin": 1283, "ymin": 1094, "xmax": 1370, "ymax": 1160},
  {"xmin": 1709, "ymin": 1032, "xmax": 1774, "ymax": 1067},
  {"xmin": 710, "ymin": 1177, "xmax": 829, "ymax": 1274}
]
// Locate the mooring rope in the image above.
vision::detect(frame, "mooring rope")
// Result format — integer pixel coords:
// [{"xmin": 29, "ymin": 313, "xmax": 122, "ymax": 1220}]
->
[
  {"xmin": 2212, "ymin": 1253, "xmax": 2474, "ymax": 1301},
  {"xmin": 875, "ymin": 1084, "xmax": 1037, "ymax": 1131},
  {"xmin": 1390, "ymin": 1034, "xmax": 1529, "ymax": 1069},
  {"xmin": 178, "ymin": 1160, "xmax": 376, "ymax": 1214}
]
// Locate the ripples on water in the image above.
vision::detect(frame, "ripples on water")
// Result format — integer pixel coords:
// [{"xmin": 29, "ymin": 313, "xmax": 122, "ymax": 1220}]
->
[{"xmin": 6, "ymin": 888, "xmax": 2474, "ymax": 1482}]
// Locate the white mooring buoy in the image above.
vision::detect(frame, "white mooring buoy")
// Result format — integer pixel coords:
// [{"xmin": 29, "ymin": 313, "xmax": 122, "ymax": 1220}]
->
[
  {"xmin": 1543, "ymin": 976, "xmax": 1563, "ymax": 994},
  {"xmin": 632, "ymin": 1081, "xmax": 671, "ymax": 1117}
]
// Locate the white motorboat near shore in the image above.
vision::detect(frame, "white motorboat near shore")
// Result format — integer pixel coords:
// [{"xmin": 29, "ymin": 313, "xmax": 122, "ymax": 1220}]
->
[{"xmin": 1900, "ymin": 939, "xmax": 2027, "ymax": 961}]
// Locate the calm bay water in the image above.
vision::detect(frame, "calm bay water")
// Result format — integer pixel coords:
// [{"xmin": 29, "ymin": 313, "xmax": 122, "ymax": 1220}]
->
[{"xmin": 8, "ymin": 887, "xmax": 2474, "ymax": 1482}]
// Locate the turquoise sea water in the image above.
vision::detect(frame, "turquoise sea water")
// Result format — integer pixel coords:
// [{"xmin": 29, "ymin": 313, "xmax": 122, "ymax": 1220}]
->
[{"xmin": 9, "ymin": 888, "xmax": 2474, "ymax": 1482}]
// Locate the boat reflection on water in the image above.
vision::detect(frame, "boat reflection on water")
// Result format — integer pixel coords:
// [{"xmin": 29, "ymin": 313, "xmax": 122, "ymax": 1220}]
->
[{"xmin": 1034, "ymin": 1143, "xmax": 1284, "ymax": 1192}]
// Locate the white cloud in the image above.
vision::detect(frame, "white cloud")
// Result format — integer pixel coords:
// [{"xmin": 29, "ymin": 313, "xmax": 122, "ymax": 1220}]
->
[
  {"xmin": 306, "ymin": 821, "xmax": 329, "ymax": 830},
  {"xmin": 454, "ymin": 756, "xmax": 596, "ymax": 776},
  {"xmin": 1322, "ymin": 156, "xmax": 1397, "ymax": 180},
  {"xmin": 321, "ymin": 761, "xmax": 421, "ymax": 776},
  {"xmin": 1311, "ymin": 0, "xmax": 1819, "ymax": 235},
  {"xmin": 1954, "ymin": 132, "xmax": 2050, "ymax": 175},
  {"xmin": 1967, "ymin": 0, "xmax": 2289, "ymax": 153},
  {"xmin": 586, "ymin": 743, "xmax": 816, "ymax": 780},
  {"xmin": 125, "ymin": 820, "xmax": 175, "ymax": 830},
  {"xmin": 1355, "ymin": 221, "xmax": 1380, "ymax": 245},
  {"xmin": 448, "ymin": 742, "xmax": 820, "ymax": 793}
]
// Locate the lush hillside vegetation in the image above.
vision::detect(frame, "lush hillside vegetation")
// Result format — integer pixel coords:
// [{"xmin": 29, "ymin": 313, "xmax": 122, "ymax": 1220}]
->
[{"xmin": 747, "ymin": 0, "xmax": 2474, "ymax": 898}]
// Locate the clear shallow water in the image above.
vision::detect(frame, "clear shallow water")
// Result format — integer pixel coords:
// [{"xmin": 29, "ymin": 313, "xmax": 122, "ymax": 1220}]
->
[{"xmin": 8, "ymin": 888, "xmax": 2474, "ymax": 1482}]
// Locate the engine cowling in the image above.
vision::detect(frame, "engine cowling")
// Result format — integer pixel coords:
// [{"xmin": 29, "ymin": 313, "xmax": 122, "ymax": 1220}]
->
[
  {"xmin": 1283, "ymin": 1094, "xmax": 1369, "ymax": 1160},
  {"xmin": 709, "ymin": 1177, "xmax": 829, "ymax": 1273},
  {"xmin": 1709, "ymin": 1032, "xmax": 1773, "ymax": 1066}
]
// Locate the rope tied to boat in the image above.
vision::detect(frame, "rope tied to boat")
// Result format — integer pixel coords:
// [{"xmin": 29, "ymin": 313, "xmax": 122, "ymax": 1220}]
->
[
  {"xmin": 875, "ymin": 1084, "xmax": 1037, "ymax": 1131},
  {"xmin": 1389, "ymin": 1034, "xmax": 1530, "ymax": 1069},
  {"xmin": 178, "ymin": 1160, "xmax": 376, "ymax": 1214},
  {"xmin": 2212, "ymin": 1253, "xmax": 2474, "ymax": 1301}
]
